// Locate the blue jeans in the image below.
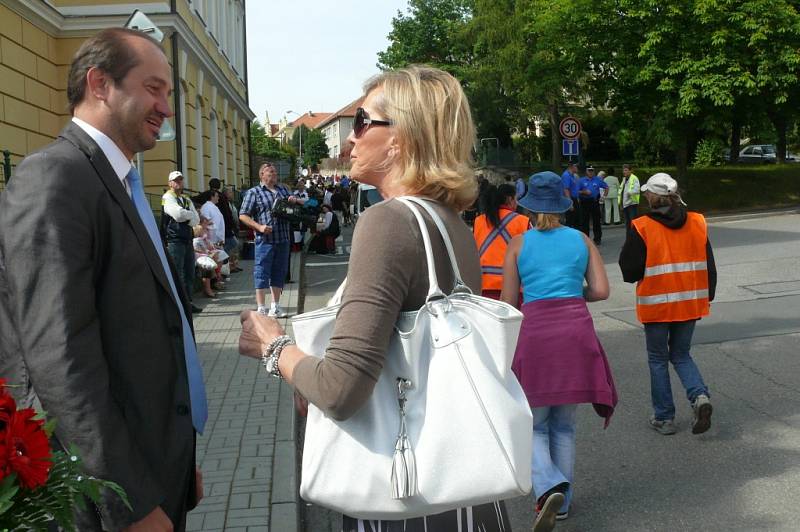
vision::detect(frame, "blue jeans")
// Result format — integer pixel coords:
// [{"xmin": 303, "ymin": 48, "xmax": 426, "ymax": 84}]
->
[
  {"xmin": 167, "ymin": 240, "xmax": 195, "ymax": 302},
  {"xmin": 644, "ymin": 320, "xmax": 709, "ymax": 421},
  {"xmin": 224, "ymin": 235, "xmax": 240, "ymax": 256},
  {"xmin": 253, "ymin": 240, "xmax": 290, "ymax": 290},
  {"xmin": 532, "ymin": 404, "xmax": 577, "ymax": 512}
]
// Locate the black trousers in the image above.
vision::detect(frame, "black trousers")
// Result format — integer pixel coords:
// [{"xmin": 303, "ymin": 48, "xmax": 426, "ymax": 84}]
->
[
  {"xmin": 579, "ymin": 199, "xmax": 603, "ymax": 243},
  {"xmin": 565, "ymin": 198, "xmax": 580, "ymax": 228}
]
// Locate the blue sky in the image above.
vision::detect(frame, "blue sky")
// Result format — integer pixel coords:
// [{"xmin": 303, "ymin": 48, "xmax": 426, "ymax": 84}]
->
[{"xmin": 245, "ymin": 1, "xmax": 409, "ymax": 126}]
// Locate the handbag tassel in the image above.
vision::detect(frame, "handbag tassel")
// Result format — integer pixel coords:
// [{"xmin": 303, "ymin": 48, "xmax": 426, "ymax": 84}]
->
[{"xmin": 391, "ymin": 379, "xmax": 417, "ymax": 499}]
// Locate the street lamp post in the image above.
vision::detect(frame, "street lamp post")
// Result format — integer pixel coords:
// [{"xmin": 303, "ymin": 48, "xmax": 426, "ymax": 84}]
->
[{"xmin": 286, "ymin": 110, "xmax": 303, "ymax": 160}]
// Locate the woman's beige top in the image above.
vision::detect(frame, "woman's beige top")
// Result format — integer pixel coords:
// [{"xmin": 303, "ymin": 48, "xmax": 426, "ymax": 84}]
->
[{"xmin": 292, "ymin": 198, "xmax": 481, "ymax": 420}]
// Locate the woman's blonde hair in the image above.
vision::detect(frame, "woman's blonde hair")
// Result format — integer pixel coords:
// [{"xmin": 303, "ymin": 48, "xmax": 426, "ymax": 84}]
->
[
  {"xmin": 363, "ymin": 65, "xmax": 477, "ymax": 211},
  {"xmin": 535, "ymin": 213, "xmax": 561, "ymax": 231},
  {"xmin": 193, "ymin": 225, "xmax": 205, "ymax": 238}
]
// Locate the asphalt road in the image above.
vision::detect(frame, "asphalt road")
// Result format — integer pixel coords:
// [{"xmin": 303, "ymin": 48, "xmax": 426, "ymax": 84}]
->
[{"xmin": 300, "ymin": 209, "xmax": 800, "ymax": 532}]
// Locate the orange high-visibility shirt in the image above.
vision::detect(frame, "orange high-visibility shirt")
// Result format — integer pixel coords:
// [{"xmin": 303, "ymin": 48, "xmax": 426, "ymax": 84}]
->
[
  {"xmin": 473, "ymin": 209, "xmax": 530, "ymax": 291},
  {"xmin": 633, "ymin": 212, "xmax": 710, "ymax": 323}
]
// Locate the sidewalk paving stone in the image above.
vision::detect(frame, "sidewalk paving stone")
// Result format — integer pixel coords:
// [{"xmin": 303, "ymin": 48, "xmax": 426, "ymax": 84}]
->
[{"xmin": 186, "ymin": 252, "xmax": 301, "ymax": 532}]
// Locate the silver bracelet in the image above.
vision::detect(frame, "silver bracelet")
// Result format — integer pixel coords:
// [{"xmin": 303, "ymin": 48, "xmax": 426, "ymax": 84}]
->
[{"xmin": 261, "ymin": 335, "xmax": 294, "ymax": 379}]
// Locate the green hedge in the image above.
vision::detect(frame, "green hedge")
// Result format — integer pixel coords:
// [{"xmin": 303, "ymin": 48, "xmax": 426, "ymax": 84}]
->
[{"xmin": 636, "ymin": 165, "xmax": 800, "ymax": 213}]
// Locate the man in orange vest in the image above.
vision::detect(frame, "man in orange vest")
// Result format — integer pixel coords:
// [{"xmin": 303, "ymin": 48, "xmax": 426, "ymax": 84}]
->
[{"xmin": 618, "ymin": 173, "xmax": 717, "ymax": 436}]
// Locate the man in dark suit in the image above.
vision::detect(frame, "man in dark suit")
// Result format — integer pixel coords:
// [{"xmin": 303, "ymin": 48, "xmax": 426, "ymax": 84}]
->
[{"xmin": 0, "ymin": 28, "xmax": 206, "ymax": 531}]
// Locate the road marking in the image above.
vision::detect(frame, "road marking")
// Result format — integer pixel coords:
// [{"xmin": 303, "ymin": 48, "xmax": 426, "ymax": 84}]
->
[
  {"xmin": 306, "ymin": 278, "xmax": 338, "ymax": 288},
  {"xmin": 306, "ymin": 261, "xmax": 350, "ymax": 267}
]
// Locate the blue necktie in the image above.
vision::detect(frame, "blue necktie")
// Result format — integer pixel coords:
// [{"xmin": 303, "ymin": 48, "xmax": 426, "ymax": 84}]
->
[{"xmin": 126, "ymin": 166, "xmax": 208, "ymax": 433}]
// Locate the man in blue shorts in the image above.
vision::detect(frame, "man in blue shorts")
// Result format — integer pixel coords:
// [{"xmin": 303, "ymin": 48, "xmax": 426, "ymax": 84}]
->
[{"xmin": 239, "ymin": 163, "xmax": 298, "ymax": 317}]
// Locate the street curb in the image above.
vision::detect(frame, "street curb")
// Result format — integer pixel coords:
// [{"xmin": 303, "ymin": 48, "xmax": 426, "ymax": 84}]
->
[
  {"xmin": 269, "ymin": 250, "xmax": 304, "ymax": 532},
  {"xmin": 703, "ymin": 206, "xmax": 800, "ymax": 223},
  {"xmin": 598, "ymin": 205, "xmax": 799, "ymax": 231}
]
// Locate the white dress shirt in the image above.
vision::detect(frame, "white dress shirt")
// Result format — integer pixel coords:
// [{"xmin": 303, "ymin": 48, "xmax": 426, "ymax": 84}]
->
[
  {"xmin": 71, "ymin": 117, "xmax": 133, "ymax": 197},
  {"xmin": 200, "ymin": 201, "xmax": 226, "ymax": 244},
  {"xmin": 162, "ymin": 190, "xmax": 200, "ymax": 226}
]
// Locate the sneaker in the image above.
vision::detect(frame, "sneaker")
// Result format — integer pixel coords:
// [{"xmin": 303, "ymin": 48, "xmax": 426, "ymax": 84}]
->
[
  {"xmin": 191, "ymin": 304, "xmax": 203, "ymax": 314},
  {"xmin": 691, "ymin": 394, "xmax": 713, "ymax": 434},
  {"xmin": 649, "ymin": 416, "xmax": 677, "ymax": 435},
  {"xmin": 534, "ymin": 491, "xmax": 565, "ymax": 532},
  {"xmin": 556, "ymin": 510, "xmax": 569, "ymax": 521},
  {"xmin": 267, "ymin": 305, "xmax": 288, "ymax": 318}
]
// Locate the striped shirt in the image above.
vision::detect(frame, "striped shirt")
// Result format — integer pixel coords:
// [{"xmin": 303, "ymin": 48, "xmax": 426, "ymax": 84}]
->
[{"xmin": 239, "ymin": 184, "xmax": 291, "ymax": 244}]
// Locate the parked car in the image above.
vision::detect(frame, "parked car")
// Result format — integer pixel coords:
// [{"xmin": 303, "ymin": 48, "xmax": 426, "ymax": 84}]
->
[{"xmin": 738, "ymin": 144, "xmax": 777, "ymax": 163}]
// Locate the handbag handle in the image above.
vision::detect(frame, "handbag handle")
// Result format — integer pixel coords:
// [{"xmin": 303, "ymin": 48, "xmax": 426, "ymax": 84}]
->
[
  {"xmin": 327, "ymin": 196, "xmax": 468, "ymax": 307},
  {"xmin": 398, "ymin": 197, "xmax": 471, "ymax": 295},
  {"xmin": 396, "ymin": 197, "xmax": 448, "ymax": 303}
]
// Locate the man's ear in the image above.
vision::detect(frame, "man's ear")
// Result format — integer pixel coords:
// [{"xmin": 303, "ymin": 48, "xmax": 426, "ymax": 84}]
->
[{"xmin": 86, "ymin": 67, "xmax": 111, "ymax": 102}]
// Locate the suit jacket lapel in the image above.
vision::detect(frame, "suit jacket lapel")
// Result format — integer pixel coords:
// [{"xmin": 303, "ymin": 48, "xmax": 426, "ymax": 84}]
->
[{"xmin": 59, "ymin": 123, "xmax": 176, "ymax": 303}]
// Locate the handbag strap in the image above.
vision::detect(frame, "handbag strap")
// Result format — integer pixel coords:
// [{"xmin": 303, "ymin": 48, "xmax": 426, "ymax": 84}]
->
[
  {"xmin": 327, "ymin": 196, "xmax": 466, "ymax": 306},
  {"xmin": 396, "ymin": 197, "xmax": 447, "ymax": 302},
  {"xmin": 398, "ymin": 196, "xmax": 471, "ymax": 294}
]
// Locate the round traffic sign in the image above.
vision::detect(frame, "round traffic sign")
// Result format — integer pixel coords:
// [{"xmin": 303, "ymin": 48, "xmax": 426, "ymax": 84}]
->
[{"xmin": 559, "ymin": 117, "xmax": 582, "ymax": 139}]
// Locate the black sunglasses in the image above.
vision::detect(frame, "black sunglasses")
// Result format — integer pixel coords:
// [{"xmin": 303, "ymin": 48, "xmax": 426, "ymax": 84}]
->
[{"xmin": 353, "ymin": 107, "xmax": 393, "ymax": 138}]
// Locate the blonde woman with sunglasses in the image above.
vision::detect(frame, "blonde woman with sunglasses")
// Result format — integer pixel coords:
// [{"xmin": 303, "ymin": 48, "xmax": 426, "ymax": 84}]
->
[{"xmin": 239, "ymin": 66, "xmax": 517, "ymax": 531}]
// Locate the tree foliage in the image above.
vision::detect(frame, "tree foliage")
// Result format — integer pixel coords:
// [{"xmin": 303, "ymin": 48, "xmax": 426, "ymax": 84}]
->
[
  {"xmin": 291, "ymin": 125, "xmax": 330, "ymax": 168},
  {"xmin": 250, "ymin": 120, "xmax": 294, "ymax": 161},
  {"xmin": 377, "ymin": 0, "xmax": 800, "ymax": 173}
]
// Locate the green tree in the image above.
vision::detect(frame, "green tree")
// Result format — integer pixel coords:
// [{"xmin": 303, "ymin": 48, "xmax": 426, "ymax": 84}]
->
[
  {"xmin": 291, "ymin": 126, "xmax": 330, "ymax": 168},
  {"xmin": 472, "ymin": 0, "xmax": 597, "ymax": 169},
  {"xmin": 250, "ymin": 120, "xmax": 293, "ymax": 161},
  {"xmin": 589, "ymin": 0, "xmax": 800, "ymax": 174},
  {"xmin": 378, "ymin": 0, "xmax": 515, "ymax": 147}
]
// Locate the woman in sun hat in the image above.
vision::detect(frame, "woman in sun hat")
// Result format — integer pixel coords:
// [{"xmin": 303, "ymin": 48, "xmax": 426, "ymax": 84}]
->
[{"xmin": 501, "ymin": 171, "xmax": 618, "ymax": 531}]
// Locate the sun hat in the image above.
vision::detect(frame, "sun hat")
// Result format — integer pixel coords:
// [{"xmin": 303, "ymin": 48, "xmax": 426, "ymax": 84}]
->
[
  {"xmin": 518, "ymin": 171, "xmax": 573, "ymax": 214},
  {"xmin": 641, "ymin": 172, "xmax": 678, "ymax": 196}
]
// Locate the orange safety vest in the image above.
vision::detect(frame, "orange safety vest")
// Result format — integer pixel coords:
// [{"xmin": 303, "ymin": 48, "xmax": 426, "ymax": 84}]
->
[
  {"xmin": 473, "ymin": 209, "xmax": 530, "ymax": 291},
  {"xmin": 633, "ymin": 212, "xmax": 710, "ymax": 323}
]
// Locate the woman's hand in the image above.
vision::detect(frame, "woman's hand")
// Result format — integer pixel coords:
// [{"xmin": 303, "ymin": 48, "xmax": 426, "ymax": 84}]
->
[{"xmin": 238, "ymin": 310, "xmax": 286, "ymax": 358}]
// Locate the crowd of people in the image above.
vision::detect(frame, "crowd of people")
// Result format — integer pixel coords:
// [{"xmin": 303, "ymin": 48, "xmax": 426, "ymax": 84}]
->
[
  {"xmin": 160, "ymin": 172, "xmax": 244, "ymax": 312},
  {"xmin": 0, "ymin": 24, "xmax": 718, "ymax": 532},
  {"xmin": 238, "ymin": 65, "xmax": 717, "ymax": 532}
]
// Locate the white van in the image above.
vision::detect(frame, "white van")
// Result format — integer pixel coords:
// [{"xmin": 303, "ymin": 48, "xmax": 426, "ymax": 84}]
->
[{"xmin": 355, "ymin": 184, "xmax": 383, "ymax": 218}]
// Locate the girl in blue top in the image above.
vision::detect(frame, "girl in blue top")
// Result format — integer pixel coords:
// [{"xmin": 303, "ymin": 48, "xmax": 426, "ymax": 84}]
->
[{"xmin": 501, "ymin": 171, "xmax": 617, "ymax": 532}]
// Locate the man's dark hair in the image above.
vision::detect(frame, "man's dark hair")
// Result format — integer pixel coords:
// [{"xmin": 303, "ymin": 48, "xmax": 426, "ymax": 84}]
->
[
  {"xmin": 67, "ymin": 28, "xmax": 162, "ymax": 114},
  {"xmin": 208, "ymin": 178, "xmax": 222, "ymax": 190},
  {"xmin": 623, "ymin": 163, "xmax": 632, "ymax": 170}
]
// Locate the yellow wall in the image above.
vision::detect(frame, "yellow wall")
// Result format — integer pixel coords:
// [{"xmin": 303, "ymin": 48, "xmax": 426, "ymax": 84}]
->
[{"xmin": 0, "ymin": 5, "xmax": 69, "ymax": 160}]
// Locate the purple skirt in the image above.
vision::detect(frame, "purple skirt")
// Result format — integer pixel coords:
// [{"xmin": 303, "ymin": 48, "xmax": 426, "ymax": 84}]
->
[{"xmin": 512, "ymin": 297, "xmax": 618, "ymax": 427}]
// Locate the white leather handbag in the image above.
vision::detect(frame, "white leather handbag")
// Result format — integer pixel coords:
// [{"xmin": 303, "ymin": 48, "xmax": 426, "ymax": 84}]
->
[{"xmin": 291, "ymin": 197, "xmax": 532, "ymax": 520}]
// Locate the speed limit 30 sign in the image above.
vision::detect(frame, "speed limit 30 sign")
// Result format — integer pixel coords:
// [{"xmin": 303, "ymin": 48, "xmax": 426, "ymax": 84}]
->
[{"xmin": 559, "ymin": 117, "xmax": 582, "ymax": 139}]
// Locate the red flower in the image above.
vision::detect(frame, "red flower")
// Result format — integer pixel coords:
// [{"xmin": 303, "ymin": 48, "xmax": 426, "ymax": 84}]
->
[{"xmin": 3, "ymin": 409, "xmax": 52, "ymax": 489}]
